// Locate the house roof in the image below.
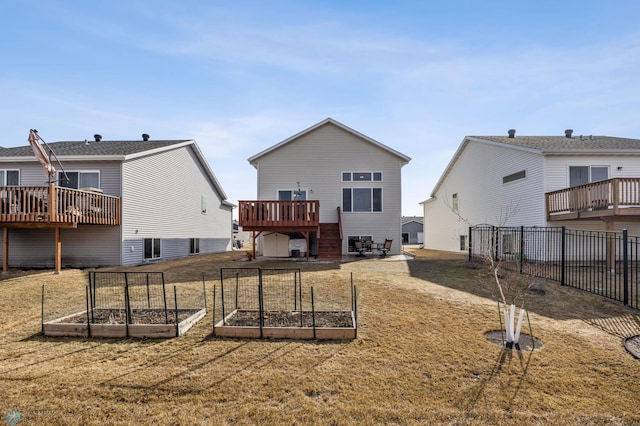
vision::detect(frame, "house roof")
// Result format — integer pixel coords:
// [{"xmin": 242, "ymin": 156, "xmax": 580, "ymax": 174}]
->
[
  {"xmin": 0, "ymin": 138, "xmax": 231, "ymax": 202},
  {"xmin": 402, "ymin": 216, "xmax": 423, "ymax": 225},
  {"xmin": 469, "ymin": 135, "xmax": 640, "ymax": 153},
  {"xmin": 247, "ymin": 117, "xmax": 411, "ymax": 167},
  {"xmin": 422, "ymin": 133, "xmax": 640, "ymax": 203}
]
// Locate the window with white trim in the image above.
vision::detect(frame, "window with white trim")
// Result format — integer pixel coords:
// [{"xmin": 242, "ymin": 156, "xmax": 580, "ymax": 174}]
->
[
  {"xmin": 144, "ymin": 238, "xmax": 161, "ymax": 259},
  {"xmin": 342, "ymin": 188, "xmax": 382, "ymax": 212},
  {"xmin": 58, "ymin": 171, "xmax": 100, "ymax": 189},
  {"xmin": 342, "ymin": 172, "xmax": 383, "ymax": 182},
  {"xmin": 190, "ymin": 238, "xmax": 200, "ymax": 254},
  {"xmin": 0, "ymin": 170, "xmax": 20, "ymax": 186}
]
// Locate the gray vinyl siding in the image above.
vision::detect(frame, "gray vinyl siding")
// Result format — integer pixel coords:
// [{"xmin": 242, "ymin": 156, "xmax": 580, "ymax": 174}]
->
[
  {"xmin": 255, "ymin": 122, "xmax": 404, "ymax": 255},
  {"xmin": 424, "ymin": 140, "xmax": 545, "ymax": 252},
  {"xmin": 402, "ymin": 221, "xmax": 423, "ymax": 244},
  {"xmin": 2, "ymin": 226, "xmax": 121, "ymax": 268},
  {"xmin": 121, "ymin": 145, "xmax": 232, "ymax": 265},
  {"xmin": 0, "ymin": 160, "xmax": 124, "ymax": 268}
]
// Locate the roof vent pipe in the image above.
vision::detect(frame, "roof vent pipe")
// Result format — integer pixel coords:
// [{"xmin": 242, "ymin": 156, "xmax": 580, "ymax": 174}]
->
[
  {"xmin": 94, "ymin": 134, "xmax": 102, "ymax": 142},
  {"xmin": 508, "ymin": 129, "xmax": 516, "ymax": 138},
  {"xmin": 565, "ymin": 129, "xmax": 573, "ymax": 138},
  {"xmin": 142, "ymin": 133, "xmax": 150, "ymax": 141}
]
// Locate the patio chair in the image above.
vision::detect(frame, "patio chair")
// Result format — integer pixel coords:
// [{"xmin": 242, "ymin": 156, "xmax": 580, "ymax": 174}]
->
[
  {"xmin": 354, "ymin": 240, "xmax": 366, "ymax": 257},
  {"xmin": 379, "ymin": 239, "xmax": 392, "ymax": 258}
]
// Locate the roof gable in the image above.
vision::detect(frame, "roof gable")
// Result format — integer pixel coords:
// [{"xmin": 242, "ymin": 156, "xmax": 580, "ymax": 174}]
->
[
  {"xmin": 248, "ymin": 118, "xmax": 411, "ymax": 167},
  {"xmin": 0, "ymin": 138, "xmax": 230, "ymax": 201},
  {"xmin": 426, "ymin": 133, "xmax": 640, "ymax": 201}
]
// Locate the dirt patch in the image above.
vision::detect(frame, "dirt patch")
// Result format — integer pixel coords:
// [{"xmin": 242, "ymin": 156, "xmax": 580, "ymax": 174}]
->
[
  {"xmin": 63, "ymin": 308, "xmax": 201, "ymax": 325},
  {"xmin": 624, "ymin": 335, "xmax": 640, "ymax": 359},
  {"xmin": 484, "ymin": 330, "xmax": 544, "ymax": 352},
  {"xmin": 223, "ymin": 310, "xmax": 353, "ymax": 328}
]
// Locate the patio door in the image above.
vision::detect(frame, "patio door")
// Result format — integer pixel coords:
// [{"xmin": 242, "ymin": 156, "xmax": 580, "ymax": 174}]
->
[
  {"xmin": 569, "ymin": 166, "xmax": 609, "ymax": 209},
  {"xmin": 278, "ymin": 189, "xmax": 307, "ymax": 221}
]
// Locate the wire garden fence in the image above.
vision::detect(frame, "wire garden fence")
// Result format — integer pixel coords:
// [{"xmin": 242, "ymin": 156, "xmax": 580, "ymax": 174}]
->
[
  {"xmin": 213, "ymin": 267, "xmax": 358, "ymax": 339},
  {"xmin": 42, "ymin": 271, "xmax": 207, "ymax": 338},
  {"xmin": 469, "ymin": 225, "xmax": 640, "ymax": 309}
]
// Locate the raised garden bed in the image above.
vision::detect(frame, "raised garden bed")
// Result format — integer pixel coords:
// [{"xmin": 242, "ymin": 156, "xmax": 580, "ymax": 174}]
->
[
  {"xmin": 43, "ymin": 308, "xmax": 206, "ymax": 338},
  {"xmin": 214, "ymin": 309, "xmax": 356, "ymax": 340}
]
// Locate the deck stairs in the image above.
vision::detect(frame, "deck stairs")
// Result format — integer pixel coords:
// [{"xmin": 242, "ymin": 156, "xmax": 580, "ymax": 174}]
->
[{"xmin": 317, "ymin": 222, "xmax": 342, "ymax": 259}]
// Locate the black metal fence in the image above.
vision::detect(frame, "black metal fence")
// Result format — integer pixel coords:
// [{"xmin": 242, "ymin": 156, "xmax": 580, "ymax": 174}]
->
[
  {"xmin": 469, "ymin": 225, "xmax": 640, "ymax": 309},
  {"xmin": 214, "ymin": 267, "xmax": 358, "ymax": 337}
]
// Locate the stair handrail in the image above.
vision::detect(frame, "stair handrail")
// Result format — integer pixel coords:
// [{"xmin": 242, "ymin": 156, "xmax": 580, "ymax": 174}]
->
[{"xmin": 337, "ymin": 206, "xmax": 343, "ymax": 240}]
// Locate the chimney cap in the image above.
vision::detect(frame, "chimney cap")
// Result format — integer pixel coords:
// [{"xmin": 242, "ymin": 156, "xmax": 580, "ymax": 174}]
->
[
  {"xmin": 93, "ymin": 134, "xmax": 102, "ymax": 142},
  {"xmin": 508, "ymin": 129, "xmax": 516, "ymax": 138},
  {"xmin": 142, "ymin": 133, "xmax": 150, "ymax": 141},
  {"xmin": 565, "ymin": 129, "xmax": 573, "ymax": 138}
]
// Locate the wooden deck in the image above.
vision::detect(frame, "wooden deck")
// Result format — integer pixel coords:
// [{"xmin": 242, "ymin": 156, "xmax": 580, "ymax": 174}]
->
[
  {"xmin": 238, "ymin": 200, "xmax": 319, "ymax": 231},
  {"xmin": 0, "ymin": 184, "xmax": 120, "ymax": 228},
  {"xmin": 546, "ymin": 178, "xmax": 640, "ymax": 221}
]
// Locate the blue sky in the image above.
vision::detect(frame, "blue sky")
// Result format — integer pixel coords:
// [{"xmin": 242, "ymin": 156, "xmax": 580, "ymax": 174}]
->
[{"xmin": 2, "ymin": 1, "xmax": 640, "ymax": 217}]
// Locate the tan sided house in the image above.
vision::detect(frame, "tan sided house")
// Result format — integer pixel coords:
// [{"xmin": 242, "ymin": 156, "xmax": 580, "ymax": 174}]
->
[
  {"xmin": 0, "ymin": 134, "xmax": 234, "ymax": 272},
  {"xmin": 239, "ymin": 118, "xmax": 411, "ymax": 259}
]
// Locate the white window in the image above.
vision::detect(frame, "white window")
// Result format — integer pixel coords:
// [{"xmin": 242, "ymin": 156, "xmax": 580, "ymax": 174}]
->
[
  {"xmin": 0, "ymin": 170, "xmax": 20, "ymax": 186},
  {"xmin": 278, "ymin": 189, "xmax": 307, "ymax": 200},
  {"xmin": 342, "ymin": 188, "xmax": 382, "ymax": 212},
  {"xmin": 58, "ymin": 171, "xmax": 100, "ymax": 189},
  {"xmin": 201, "ymin": 195, "xmax": 207, "ymax": 214},
  {"xmin": 342, "ymin": 172, "xmax": 383, "ymax": 182},
  {"xmin": 144, "ymin": 238, "xmax": 161, "ymax": 259},
  {"xmin": 190, "ymin": 238, "xmax": 200, "ymax": 254},
  {"xmin": 503, "ymin": 170, "xmax": 526, "ymax": 184},
  {"xmin": 569, "ymin": 166, "xmax": 608, "ymax": 187}
]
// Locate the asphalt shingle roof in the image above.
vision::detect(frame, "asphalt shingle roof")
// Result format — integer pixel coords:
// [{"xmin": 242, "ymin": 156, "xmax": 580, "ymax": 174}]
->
[
  {"xmin": 470, "ymin": 135, "xmax": 640, "ymax": 152},
  {"xmin": 0, "ymin": 140, "xmax": 191, "ymax": 157}
]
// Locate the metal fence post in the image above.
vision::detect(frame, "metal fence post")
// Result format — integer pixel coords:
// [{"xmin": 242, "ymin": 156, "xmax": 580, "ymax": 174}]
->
[
  {"xmin": 492, "ymin": 225, "xmax": 499, "ymax": 262},
  {"xmin": 221, "ymin": 273, "xmax": 226, "ymax": 325},
  {"xmin": 519, "ymin": 225, "xmax": 525, "ymax": 274},
  {"xmin": 161, "ymin": 273, "xmax": 168, "ymax": 324},
  {"xmin": 468, "ymin": 226, "xmax": 472, "ymax": 261},
  {"xmin": 86, "ymin": 286, "xmax": 91, "ymax": 338},
  {"xmin": 258, "ymin": 268, "xmax": 264, "ymax": 338},
  {"xmin": 561, "ymin": 226, "xmax": 566, "ymax": 286},
  {"xmin": 623, "ymin": 229, "xmax": 629, "ymax": 306},
  {"xmin": 41, "ymin": 284, "xmax": 45, "ymax": 335},
  {"xmin": 311, "ymin": 287, "xmax": 316, "ymax": 340},
  {"xmin": 174, "ymin": 285, "xmax": 179, "ymax": 337}
]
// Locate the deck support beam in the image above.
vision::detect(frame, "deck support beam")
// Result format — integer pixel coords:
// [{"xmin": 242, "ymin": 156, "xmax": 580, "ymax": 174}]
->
[
  {"xmin": 54, "ymin": 227, "xmax": 61, "ymax": 274},
  {"xmin": 3, "ymin": 228, "xmax": 8, "ymax": 274}
]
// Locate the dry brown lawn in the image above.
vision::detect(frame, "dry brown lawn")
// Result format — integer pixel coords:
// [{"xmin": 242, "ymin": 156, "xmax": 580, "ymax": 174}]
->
[{"xmin": 1, "ymin": 249, "xmax": 640, "ymax": 425}]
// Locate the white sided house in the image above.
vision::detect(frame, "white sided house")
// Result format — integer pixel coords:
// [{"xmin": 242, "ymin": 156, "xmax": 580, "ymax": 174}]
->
[
  {"xmin": 421, "ymin": 129, "xmax": 640, "ymax": 253},
  {"xmin": 239, "ymin": 118, "xmax": 411, "ymax": 259},
  {"xmin": 0, "ymin": 135, "xmax": 233, "ymax": 271}
]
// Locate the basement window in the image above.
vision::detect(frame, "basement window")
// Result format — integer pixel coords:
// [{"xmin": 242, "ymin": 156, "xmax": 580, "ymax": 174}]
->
[{"xmin": 144, "ymin": 238, "xmax": 161, "ymax": 260}]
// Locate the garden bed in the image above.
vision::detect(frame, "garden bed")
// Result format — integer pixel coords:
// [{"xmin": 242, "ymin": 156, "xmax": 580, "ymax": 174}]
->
[
  {"xmin": 43, "ymin": 308, "xmax": 206, "ymax": 338},
  {"xmin": 214, "ymin": 309, "xmax": 356, "ymax": 340}
]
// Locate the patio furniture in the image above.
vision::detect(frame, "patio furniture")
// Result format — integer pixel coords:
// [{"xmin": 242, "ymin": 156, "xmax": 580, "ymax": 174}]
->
[
  {"xmin": 354, "ymin": 240, "xmax": 366, "ymax": 257},
  {"xmin": 379, "ymin": 239, "xmax": 392, "ymax": 258}
]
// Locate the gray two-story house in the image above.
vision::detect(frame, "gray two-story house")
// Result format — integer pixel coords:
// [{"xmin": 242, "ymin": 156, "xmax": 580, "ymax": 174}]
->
[{"xmin": 0, "ymin": 134, "xmax": 233, "ymax": 272}]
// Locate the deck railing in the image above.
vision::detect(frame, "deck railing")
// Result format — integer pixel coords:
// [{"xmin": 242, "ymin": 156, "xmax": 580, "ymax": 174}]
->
[
  {"xmin": 238, "ymin": 200, "xmax": 319, "ymax": 229},
  {"xmin": 546, "ymin": 178, "xmax": 640, "ymax": 219},
  {"xmin": 0, "ymin": 185, "xmax": 120, "ymax": 226}
]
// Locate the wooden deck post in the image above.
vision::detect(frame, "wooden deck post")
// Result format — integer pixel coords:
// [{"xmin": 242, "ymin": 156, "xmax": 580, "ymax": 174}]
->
[
  {"xmin": 49, "ymin": 183, "xmax": 58, "ymax": 223},
  {"xmin": 54, "ymin": 227, "xmax": 61, "ymax": 274},
  {"xmin": 3, "ymin": 227, "xmax": 8, "ymax": 274}
]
